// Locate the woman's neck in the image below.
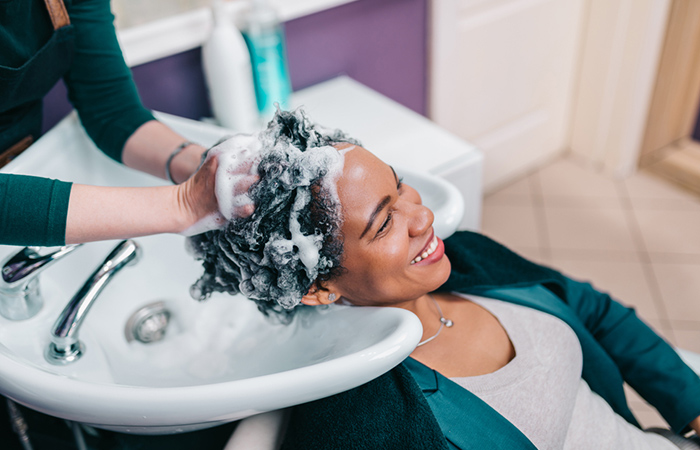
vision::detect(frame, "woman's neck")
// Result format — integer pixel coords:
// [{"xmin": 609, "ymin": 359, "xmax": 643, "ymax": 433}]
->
[{"xmin": 409, "ymin": 293, "xmax": 516, "ymax": 378}]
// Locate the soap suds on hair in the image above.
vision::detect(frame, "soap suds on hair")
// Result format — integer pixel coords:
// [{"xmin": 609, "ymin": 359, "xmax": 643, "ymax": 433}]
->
[
  {"xmin": 180, "ymin": 135, "xmax": 260, "ymax": 236},
  {"xmin": 209, "ymin": 133, "xmax": 261, "ymax": 221},
  {"xmin": 187, "ymin": 108, "xmax": 360, "ymax": 321}
]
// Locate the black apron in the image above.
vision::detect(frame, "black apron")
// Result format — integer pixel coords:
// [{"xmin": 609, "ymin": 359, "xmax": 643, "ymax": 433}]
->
[{"xmin": 0, "ymin": 0, "xmax": 74, "ymax": 166}]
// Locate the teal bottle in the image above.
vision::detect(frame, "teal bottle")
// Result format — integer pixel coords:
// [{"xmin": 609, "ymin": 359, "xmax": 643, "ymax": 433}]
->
[{"xmin": 242, "ymin": 0, "xmax": 292, "ymax": 120}]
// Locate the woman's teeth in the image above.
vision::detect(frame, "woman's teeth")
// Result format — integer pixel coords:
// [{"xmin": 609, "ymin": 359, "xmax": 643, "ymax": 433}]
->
[{"xmin": 411, "ymin": 236, "xmax": 438, "ymax": 265}]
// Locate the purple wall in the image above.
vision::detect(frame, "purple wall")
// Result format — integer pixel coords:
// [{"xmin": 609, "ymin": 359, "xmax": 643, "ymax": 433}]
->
[
  {"xmin": 285, "ymin": 0, "xmax": 427, "ymax": 114},
  {"xmin": 42, "ymin": 0, "xmax": 427, "ymax": 133}
]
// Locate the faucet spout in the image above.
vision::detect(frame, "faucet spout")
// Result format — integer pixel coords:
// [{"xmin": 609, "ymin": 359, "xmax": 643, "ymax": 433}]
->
[
  {"xmin": 0, "ymin": 244, "xmax": 82, "ymax": 320},
  {"xmin": 46, "ymin": 240, "xmax": 141, "ymax": 365}
]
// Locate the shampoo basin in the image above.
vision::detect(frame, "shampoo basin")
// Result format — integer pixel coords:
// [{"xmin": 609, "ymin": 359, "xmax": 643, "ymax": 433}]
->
[{"xmin": 0, "ymin": 111, "xmax": 464, "ymax": 434}]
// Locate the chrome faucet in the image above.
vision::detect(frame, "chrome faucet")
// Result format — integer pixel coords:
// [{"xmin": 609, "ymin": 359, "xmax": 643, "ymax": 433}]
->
[
  {"xmin": 0, "ymin": 245, "xmax": 82, "ymax": 320},
  {"xmin": 46, "ymin": 240, "xmax": 141, "ymax": 365}
]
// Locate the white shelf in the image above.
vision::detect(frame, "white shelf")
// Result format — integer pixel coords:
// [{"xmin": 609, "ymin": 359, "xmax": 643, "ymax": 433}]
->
[{"xmin": 118, "ymin": 0, "xmax": 358, "ymax": 67}]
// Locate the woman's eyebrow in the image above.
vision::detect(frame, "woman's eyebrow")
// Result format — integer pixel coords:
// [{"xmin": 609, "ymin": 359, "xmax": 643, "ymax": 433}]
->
[{"xmin": 360, "ymin": 195, "xmax": 391, "ymax": 239}]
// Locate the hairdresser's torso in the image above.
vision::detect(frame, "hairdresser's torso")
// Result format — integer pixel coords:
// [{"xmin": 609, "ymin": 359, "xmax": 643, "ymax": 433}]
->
[
  {"xmin": 0, "ymin": 0, "xmax": 152, "ymax": 158},
  {"xmin": 1, "ymin": 0, "xmax": 74, "ymax": 153}
]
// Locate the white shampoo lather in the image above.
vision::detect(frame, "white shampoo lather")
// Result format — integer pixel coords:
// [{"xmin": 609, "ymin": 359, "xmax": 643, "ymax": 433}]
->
[{"xmin": 202, "ymin": 0, "xmax": 259, "ymax": 132}]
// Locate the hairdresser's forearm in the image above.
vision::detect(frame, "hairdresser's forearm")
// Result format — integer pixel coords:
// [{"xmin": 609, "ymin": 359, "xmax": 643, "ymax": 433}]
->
[
  {"xmin": 122, "ymin": 120, "xmax": 207, "ymax": 184},
  {"xmin": 64, "ymin": 184, "xmax": 189, "ymax": 244}
]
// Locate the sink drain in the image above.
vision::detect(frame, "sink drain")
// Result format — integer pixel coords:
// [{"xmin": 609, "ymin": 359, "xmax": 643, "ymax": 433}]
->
[{"xmin": 125, "ymin": 302, "xmax": 171, "ymax": 344}]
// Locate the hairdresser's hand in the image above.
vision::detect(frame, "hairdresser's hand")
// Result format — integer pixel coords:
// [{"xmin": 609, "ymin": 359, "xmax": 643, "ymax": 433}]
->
[
  {"xmin": 176, "ymin": 149, "xmax": 259, "ymax": 235},
  {"xmin": 176, "ymin": 155, "xmax": 227, "ymax": 235}
]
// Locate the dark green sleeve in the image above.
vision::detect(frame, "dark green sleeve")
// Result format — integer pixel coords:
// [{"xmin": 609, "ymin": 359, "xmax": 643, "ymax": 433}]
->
[
  {"xmin": 562, "ymin": 277, "xmax": 700, "ymax": 434},
  {"xmin": 63, "ymin": 0, "xmax": 155, "ymax": 162},
  {"xmin": 0, "ymin": 173, "xmax": 72, "ymax": 246}
]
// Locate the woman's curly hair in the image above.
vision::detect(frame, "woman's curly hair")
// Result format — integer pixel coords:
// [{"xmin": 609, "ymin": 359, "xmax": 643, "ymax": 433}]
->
[{"xmin": 187, "ymin": 109, "xmax": 360, "ymax": 322}]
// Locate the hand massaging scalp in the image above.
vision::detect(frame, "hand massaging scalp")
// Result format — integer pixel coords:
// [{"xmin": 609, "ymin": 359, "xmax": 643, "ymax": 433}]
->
[{"xmin": 186, "ymin": 109, "xmax": 360, "ymax": 320}]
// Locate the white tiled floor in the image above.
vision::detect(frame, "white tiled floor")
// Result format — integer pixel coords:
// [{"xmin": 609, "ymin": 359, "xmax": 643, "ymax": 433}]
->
[{"xmin": 474, "ymin": 155, "xmax": 700, "ymax": 429}]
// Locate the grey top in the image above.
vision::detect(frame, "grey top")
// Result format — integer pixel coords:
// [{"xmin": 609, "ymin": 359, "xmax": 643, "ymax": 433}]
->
[{"xmin": 450, "ymin": 295, "xmax": 677, "ymax": 450}]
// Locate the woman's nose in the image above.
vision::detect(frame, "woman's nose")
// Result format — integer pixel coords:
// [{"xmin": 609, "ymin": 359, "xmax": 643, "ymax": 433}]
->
[{"xmin": 407, "ymin": 203, "xmax": 433, "ymax": 237}]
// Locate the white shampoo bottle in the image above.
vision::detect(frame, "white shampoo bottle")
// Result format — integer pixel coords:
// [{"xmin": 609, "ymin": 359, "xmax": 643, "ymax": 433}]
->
[{"xmin": 202, "ymin": 0, "xmax": 259, "ymax": 132}]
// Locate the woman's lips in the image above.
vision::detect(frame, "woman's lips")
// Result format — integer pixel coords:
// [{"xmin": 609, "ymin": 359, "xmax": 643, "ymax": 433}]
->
[
  {"xmin": 411, "ymin": 233, "xmax": 444, "ymax": 265},
  {"xmin": 412, "ymin": 232, "xmax": 435, "ymax": 263}
]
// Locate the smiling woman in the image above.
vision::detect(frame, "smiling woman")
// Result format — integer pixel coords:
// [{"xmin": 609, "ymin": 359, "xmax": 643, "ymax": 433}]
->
[
  {"xmin": 188, "ymin": 109, "xmax": 700, "ymax": 450},
  {"xmin": 299, "ymin": 146, "xmax": 452, "ymax": 309}
]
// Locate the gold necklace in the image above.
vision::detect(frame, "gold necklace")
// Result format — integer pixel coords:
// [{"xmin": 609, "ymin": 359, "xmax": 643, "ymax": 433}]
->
[{"xmin": 416, "ymin": 294, "xmax": 454, "ymax": 347}]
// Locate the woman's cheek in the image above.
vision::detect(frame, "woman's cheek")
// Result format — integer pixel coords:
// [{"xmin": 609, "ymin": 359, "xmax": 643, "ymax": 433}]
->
[{"xmin": 384, "ymin": 237, "xmax": 408, "ymax": 265}]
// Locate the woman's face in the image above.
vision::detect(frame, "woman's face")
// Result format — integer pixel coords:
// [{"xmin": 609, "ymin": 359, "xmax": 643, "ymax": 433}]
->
[{"xmin": 318, "ymin": 146, "xmax": 452, "ymax": 307}]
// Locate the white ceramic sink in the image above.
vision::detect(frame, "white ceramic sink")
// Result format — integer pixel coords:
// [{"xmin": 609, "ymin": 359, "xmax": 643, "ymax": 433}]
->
[{"xmin": 0, "ymin": 111, "xmax": 464, "ymax": 434}]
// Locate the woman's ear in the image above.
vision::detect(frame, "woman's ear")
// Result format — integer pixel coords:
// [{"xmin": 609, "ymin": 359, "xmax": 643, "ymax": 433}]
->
[{"xmin": 301, "ymin": 284, "xmax": 340, "ymax": 306}]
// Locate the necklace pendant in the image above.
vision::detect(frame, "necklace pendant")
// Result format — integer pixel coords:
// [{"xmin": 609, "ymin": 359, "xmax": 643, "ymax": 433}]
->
[{"xmin": 417, "ymin": 295, "xmax": 455, "ymax": 347}]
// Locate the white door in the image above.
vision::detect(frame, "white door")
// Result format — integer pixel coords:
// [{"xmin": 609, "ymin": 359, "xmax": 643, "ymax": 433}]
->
[{"xmin": 431, "ymin": 0, "xmax": 586, "ymax": 190}]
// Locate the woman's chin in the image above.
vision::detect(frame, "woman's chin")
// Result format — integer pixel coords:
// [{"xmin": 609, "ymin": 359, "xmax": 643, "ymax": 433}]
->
[
  {"xmin": 416, "ymin": 254, "xmax": 452, "ymax": 295},
  {"xmin": 434, "ymin": 255, "xmax": 452, "ymax": 287}
]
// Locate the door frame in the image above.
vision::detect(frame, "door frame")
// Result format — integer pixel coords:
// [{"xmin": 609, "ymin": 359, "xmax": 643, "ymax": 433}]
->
[
  {"xmin": 567, "ymin": 0, "xmax": 671, "ymax": 177},
  {"xmin": 638, "ymin": 0, "xmax": 700, "ymax": 166}
]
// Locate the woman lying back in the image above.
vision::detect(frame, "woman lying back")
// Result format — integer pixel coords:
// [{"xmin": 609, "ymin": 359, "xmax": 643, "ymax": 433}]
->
[{"xmin": 188, "ymin": 110, "xmax": 700, "ymax": 449}]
